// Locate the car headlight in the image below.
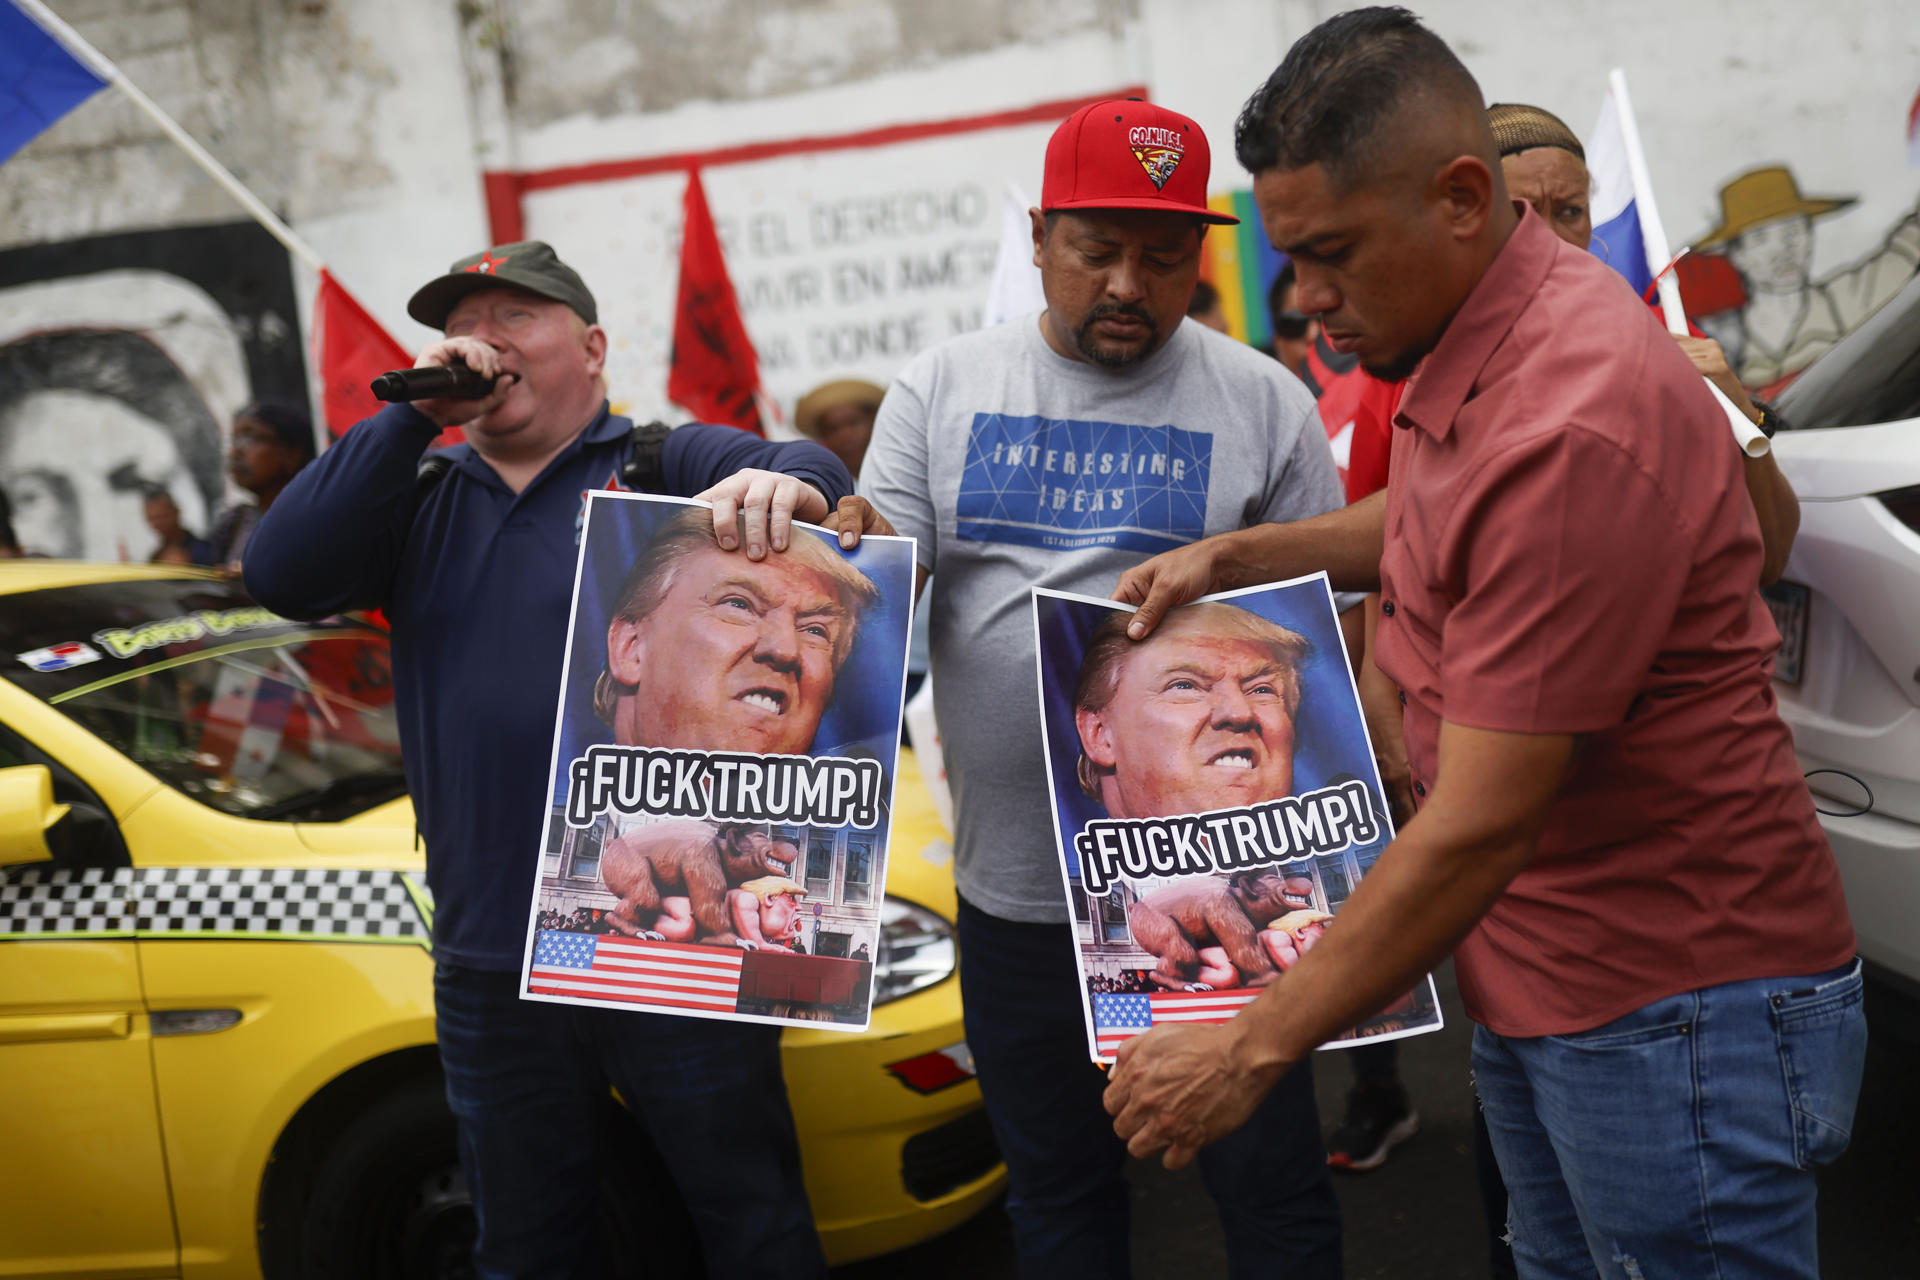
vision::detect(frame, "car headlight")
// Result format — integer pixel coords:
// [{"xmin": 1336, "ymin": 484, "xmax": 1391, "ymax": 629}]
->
[{"xmin": 873, "ymin": 895, "xmax": 955, "ymax": 1006}]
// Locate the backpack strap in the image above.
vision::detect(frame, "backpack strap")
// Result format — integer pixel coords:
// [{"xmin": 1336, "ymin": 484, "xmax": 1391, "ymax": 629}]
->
[
  {"xmin": 620, "ymin": 420, "xmax": 675, "ymax": 494},
  {"xmin": 413, "ymin": 420, "xmax": 677, "ymax": 496},
  {"xmin": 414, "ymin": 451, "xmax": 457, "ymax": 497}
]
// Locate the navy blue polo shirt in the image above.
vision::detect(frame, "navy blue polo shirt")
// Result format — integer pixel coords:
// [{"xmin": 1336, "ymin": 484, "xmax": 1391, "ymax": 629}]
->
[{"xmin": 246, "ymin": 402, "xmax": 852, "ymax": 969}]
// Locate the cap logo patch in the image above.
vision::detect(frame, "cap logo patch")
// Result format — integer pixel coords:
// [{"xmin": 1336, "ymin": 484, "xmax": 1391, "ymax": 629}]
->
[
  {"xmin": 464, "ymin": 251, "xmax": 511, "ymax": 274},
  {"xmin": 1127, "ymin": 125, "xmax": 1185, "ymax": 191}
]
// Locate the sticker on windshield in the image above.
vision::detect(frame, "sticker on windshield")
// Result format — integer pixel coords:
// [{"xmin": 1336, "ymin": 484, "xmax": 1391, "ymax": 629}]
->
[
  {"xmin": 91, "ymin": 606, "xmax": 285, "ymax": 661},
  {"xmin": 16, "ymin": 641, "xmax": 103, "ymax": 672}
]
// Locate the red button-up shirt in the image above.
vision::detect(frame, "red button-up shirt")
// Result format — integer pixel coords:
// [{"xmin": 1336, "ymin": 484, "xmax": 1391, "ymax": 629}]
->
[{"xmin": 1375, "ymin": 206, "xmax": 1853, "ymax": 1037}]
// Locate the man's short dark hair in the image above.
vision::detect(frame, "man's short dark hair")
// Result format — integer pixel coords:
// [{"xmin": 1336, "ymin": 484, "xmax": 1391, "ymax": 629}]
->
[
  {"xmin": 236, "ymin": 397, "xmax": 317, "ymax": 465},
  {"xmin": 1234, "ymin": 6, "xmax": 1483, "ymax": 189}
]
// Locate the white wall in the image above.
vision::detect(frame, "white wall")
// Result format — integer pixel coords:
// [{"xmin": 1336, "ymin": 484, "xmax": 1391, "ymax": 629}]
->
[{"xmin": 5, "ymin": 0, "xmax": 1917, "ymax": 456}]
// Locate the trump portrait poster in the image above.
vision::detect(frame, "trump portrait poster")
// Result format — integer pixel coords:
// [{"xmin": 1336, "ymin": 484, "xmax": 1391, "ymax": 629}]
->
[
  {"xmin": 520, "ymin": 492, "xmax": 916, "ymax": 1032},
  {"xmin": 1031, "ymin": 575, "xmax": 1443, "ymax": 1063}
]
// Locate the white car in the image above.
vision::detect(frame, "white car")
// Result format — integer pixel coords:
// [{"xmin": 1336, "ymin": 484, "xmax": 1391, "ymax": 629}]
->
[{"xmin": 1768, "ymin": 272, "xmax": 1920, "ymax": 1044}]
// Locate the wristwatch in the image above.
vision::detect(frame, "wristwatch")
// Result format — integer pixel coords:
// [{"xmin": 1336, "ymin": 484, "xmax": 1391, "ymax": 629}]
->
[{"xmin": 1751, "ymin": 400, "xmax": 1782, "ymax": 438}]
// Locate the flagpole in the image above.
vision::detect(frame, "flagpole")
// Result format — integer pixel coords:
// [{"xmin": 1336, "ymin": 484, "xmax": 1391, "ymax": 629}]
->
[
  {"xmin": 1607, "ymin": 67, "xmax": 1769, "ymax": 458},
  {"xmin": 14, "ymin": 0, "xmax": 324, "ymax": 275}
]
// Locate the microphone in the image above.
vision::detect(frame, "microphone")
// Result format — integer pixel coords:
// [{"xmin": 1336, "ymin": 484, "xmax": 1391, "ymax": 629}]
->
[{"xmin": 369, "ymin": 364, "xmax": 498, "ymax": 402}]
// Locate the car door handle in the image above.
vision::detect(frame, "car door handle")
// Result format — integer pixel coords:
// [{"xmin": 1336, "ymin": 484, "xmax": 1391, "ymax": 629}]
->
[{"xmin": 0, "ymin": 1012, "xmax": 132, "ymax": 1044}]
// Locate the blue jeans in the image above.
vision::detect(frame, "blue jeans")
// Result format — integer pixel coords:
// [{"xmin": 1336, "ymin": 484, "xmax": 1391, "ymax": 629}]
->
[
  {"xmin": 1471, "ymin": 959, "xmax": 1866, "ymax": 1280},
  {"xmin": 434, "ymin": 963, "xmax": 826, "ymax": 1280},
  {"xmin": 957, "ymin": 896, "xmax": 1341, "ymax": 1279}
]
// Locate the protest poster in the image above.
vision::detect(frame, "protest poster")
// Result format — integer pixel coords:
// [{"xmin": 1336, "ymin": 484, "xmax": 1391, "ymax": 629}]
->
[
  {"xmin": 1031, "ymin": 576, "xmax": 1443, "ymax": 1063},
  {"xmin": 520, "ymin": 492, "xmax": 916, "ymax": 1032}
]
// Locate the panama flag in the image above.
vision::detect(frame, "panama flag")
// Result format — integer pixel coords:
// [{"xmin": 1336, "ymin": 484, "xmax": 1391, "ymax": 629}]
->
[
  {"xmin": 1586, "ymin": 82, "xmax": 1657, "ymax": 301},
  {"xmin": 16, "ymin": 640, "xmax": 102, "ymax": 673},
  {"xmin": 0, "ymin": 0, "xmax": 107, "ymax": 165}
]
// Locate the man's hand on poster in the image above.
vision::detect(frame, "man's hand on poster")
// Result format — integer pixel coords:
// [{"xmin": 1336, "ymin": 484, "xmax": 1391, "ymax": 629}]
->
[
  {"xmin": 1110, "ymin": 539, "xmax": 1231, "ymax": 640},
  {"xmin": 1108, "ymin": 722, "xmax": 1576, "ymax": 1169},
  {"xmin": 1115, "ymin": 494, "xmax": 1391, "ymax": 636},
  {"xmin": 817, "ymin": 495, "xmax": 898, "ymax": 549},
  {"xmin": 410, "ymin": 336, "xmax": 515, "ymax": 428},
  {"xmin": 1104, "ymin": 1020, "xmax": 1284, "ymax": 1170},
  {"xmin": 694, "ymin": 469, "xmax": 829, "ymax": 560}
]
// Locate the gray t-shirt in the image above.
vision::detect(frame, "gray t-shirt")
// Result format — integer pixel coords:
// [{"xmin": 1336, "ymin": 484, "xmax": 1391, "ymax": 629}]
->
[{"xmin": 861, "ymin": 313, "xmax": 1349, "ymax": 922}]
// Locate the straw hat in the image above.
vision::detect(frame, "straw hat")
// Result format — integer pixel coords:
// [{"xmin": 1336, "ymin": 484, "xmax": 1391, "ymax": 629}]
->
[
  {"xmin": 793, "ymin": 379, "xmax": 885, "ymax": 439},
  {"xmin": 1694, "ymin": 166, "xmax": 1855, "ymax": 250}
]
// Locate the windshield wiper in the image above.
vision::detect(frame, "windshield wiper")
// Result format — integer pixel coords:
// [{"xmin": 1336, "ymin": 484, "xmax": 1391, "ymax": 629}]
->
[{"xmin": 250, "ymin": 769, "xmax": 410, "ymax": 822}]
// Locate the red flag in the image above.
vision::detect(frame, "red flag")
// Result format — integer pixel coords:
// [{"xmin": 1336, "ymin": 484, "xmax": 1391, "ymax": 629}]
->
[
  {"xmin": 314, "ymin": 269, "xmax": 408, "ymax": 439},
  {"xmin": 313, "ymin": 269, "xmax": 465, "ymax": 446},
  {"xmin": 668, "ymin": 169, "xmax": 765, "ymax": 435}
]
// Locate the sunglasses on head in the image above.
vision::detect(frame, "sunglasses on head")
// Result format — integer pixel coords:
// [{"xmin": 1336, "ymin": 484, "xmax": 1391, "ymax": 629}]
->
[{"xmin": 1271, "ymin": 310, "xmax": 1313, "ymax": 341}]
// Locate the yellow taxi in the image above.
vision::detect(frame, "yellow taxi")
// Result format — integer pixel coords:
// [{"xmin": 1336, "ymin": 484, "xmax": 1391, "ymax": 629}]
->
[{"xmin": 0, "ymin": 561, "xmax": 999, "ymax": 1278}]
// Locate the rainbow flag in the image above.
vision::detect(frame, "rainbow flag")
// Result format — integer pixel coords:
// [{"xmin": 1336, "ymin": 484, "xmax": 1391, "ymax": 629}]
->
[{"xmin": 1200, "ymin": 190, "xmax": 1288, "ymax": 349}]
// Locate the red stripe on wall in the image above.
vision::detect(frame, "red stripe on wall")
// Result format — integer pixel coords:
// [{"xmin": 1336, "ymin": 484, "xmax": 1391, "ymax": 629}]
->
[
  {"xmin": 483, "ymin": 170, "xmax": 526, "ymax": 244},
  {"xmin": 479, "ymin": 85, "xmax": 1147, "ymax": 244}
]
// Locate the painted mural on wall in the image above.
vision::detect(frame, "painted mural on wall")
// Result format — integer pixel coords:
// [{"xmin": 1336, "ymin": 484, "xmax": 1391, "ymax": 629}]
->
[
  {"xmin": 519, "ymin": 115, "xmax": 1060, "ymax": 429},
  {"xmin": 1683, "ymin": 166, "xmax": 1920, "ymax": 395},
  {"xmin": 0, "ymin": 222, "xmax": 308, "ymax": 561}
]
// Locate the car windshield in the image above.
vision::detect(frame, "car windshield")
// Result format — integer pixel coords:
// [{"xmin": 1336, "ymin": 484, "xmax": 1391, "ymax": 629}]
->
[
  {"xmin": 3, "ymin": 578, "xmax": 405, "ymax": 822},
  {"xmin": 1774, "ymin": 273, "xmax": 1920, "ymax": 430}
]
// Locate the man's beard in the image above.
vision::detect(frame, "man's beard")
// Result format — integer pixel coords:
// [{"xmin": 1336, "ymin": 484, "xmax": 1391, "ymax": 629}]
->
[
  {"xmin": 1073, "ymin": 303, "xmax": 1160, "ymax": 368},
  {"xmin": 1361, "ymin": 333, "xmax": 1436, "ymax": 384}
]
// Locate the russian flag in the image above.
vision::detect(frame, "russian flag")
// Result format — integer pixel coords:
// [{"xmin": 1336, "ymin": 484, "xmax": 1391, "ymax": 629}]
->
[
  {"xmin": 1586, "ymin": 87, "xmax": 1654, "ymax": 299},
  {"xmin": 0, "ymin": 0, "xmax": 106, "ymax": 165}
]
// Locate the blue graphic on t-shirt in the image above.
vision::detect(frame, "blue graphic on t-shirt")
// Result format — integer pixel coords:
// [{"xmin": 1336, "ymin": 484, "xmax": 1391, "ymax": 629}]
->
[{"xmin": 956, "ymin": 413, "xmax": 1213, "ymax": 553}]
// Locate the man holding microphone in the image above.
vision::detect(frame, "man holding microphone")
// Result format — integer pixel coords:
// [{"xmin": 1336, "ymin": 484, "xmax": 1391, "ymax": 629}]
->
[{"xmin": 247, "ymin": 240, "xmax": 848, "ymax": 1279}]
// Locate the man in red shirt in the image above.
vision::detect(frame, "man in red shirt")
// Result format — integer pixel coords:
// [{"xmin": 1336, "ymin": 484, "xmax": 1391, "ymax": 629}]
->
[{"xmin": 1103, "ymin": 10, "xmax": 1861, "ymax": 1276}]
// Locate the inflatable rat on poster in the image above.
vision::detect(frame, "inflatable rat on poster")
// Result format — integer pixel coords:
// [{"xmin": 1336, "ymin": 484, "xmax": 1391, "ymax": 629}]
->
[
  {"xmin": 1127, "ymin": 869, "xmax": 1317, "ymax": 991},
  {"xmin": 600, "ymin": 819, "xmax": 800, "ymax": 947}
]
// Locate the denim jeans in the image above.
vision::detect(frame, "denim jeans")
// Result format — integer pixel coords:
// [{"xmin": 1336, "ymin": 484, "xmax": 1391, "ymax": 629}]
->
[
  {"xmin": 434, "ymin": 963, "xmax": 826, "ymax": 1280},
  {"xmin": 1471, "ymin": 959, "xmax": 1866, "ymax": 1280},
  {"xmin": 957, "ymin": 896, "xmax": 1341, "ymax": 1280}
]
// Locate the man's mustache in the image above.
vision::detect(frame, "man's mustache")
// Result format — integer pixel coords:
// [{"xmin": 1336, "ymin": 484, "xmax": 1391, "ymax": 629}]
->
[{"xmin": 1081, "ymin": 303, "xmax": 1156, "ymax": 333}]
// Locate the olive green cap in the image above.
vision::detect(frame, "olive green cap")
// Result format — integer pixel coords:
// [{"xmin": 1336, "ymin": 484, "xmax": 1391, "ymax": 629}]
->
[{"xmin": 406, "ymin": 240, "xmax": 598, "ymax": 329}]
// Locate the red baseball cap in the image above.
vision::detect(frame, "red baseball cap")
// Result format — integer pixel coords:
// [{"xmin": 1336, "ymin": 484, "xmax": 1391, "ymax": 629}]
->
[{"xmin": 1042, "ymin": 98, "xmax": 1239, "ymax": 225}]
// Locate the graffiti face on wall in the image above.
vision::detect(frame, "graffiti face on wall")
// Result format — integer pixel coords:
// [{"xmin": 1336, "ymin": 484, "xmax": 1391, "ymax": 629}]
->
[
  {"xmin": 1686, "ymin": 165, "xmax": 1920, "ymax": 394},
  {"xmin": 0, "ymin": 331, "xmax": 225, "ymax": 559},
  {"xmin": 0, "ymin": 222, "xmax": 307, "ymax": 561}
]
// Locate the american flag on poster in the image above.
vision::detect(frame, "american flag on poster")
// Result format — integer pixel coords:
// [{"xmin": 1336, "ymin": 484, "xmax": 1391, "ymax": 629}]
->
[
  {"xmin": 1092, "ymin": 989, "xmax": 1260, "ymax": 1057},
  {"xmin": 528, "ymin": 930, "xmax": 743, "ymax": 1014}
]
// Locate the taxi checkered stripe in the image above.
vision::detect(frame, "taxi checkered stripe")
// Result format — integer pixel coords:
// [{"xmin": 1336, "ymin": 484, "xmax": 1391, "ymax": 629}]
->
[{"xmin": 0, "ymin": 866, "xmax": 428, "ymax": 943}]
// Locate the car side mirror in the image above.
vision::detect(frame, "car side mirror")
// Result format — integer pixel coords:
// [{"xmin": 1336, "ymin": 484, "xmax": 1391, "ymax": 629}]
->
[{"xmin": 0, "ymin": 765, "xmax": 71, "ymax": 866}]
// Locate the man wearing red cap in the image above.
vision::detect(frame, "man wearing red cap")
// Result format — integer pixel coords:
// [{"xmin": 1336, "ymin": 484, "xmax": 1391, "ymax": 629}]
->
[{"xmin": 857, "ymin": 99, "xmax": 1347, "ymax": 1275}]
